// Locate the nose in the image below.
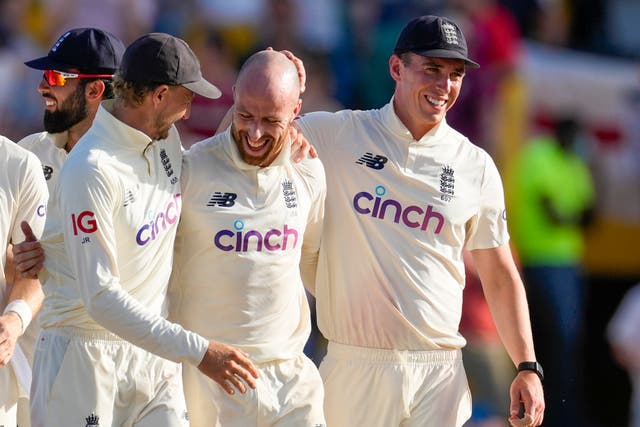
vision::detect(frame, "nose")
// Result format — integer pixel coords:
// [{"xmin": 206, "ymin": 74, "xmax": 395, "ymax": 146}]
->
[
  {"xmin": 247, "ymin": 121, "xmax": 263, "ymax": 141},
  {"xmin": 38, "ymin": 77, "xmax": 50, "ymax": 94},
  {"xmin": 435, "ymin": 74, "xmax": 452, "ymax": 92}
]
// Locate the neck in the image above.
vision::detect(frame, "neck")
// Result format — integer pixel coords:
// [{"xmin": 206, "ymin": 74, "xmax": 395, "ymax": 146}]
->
[
  {"xmin": 111, "ymin": 99, "xmax": 155, "ymax": 139},
  {"xmin": 64, "ymin": 117, "xmax": 94, "ymax": 152},
  {"xmin": 392, "ymin": 97, "xmax": 438, "ymax": 141}
]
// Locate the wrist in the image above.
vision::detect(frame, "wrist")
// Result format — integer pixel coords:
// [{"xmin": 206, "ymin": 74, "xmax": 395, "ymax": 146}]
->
[
  {"xmin": 517, "ymin": 361, "xmax": 544, "ymax": 381},
  {"xmin": 3, "ymin": 299, "xmax": 32, "ymax": 335}
]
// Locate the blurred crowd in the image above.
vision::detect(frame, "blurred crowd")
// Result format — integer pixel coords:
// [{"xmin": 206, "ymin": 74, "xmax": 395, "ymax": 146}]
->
[{"xmin": 1, "ymin": 1, "xmax": 639, "ymax": 426}]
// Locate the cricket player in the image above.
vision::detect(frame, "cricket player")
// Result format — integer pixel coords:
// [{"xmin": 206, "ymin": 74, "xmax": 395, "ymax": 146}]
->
[
  {"xmin": 294, "ymin": 15, "xmax": 545, "ymax": 427},
  {"xmin": 171, "ymin": 50, "xmax": 326, "ymax": 426},
  {"xmin": 9, "ymin": 28, "xmax": 125, "ymax": 427},
  {"xmin": 25, "ymin": 33, "xmax": 257, "ymax": 427},
  {"xmin": 0, "ymin": 135, "xmax": 48, "ymax": 426}
]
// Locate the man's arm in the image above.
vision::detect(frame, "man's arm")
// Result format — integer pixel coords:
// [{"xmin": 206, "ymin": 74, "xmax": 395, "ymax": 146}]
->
[{"xmin": 472, "ymin": 243, "xmax": 545, "ymax": 426}]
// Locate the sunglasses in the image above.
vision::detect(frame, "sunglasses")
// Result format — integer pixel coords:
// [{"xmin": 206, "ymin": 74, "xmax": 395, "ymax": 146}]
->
[{"xmin": 43, "ymin": 69, "xmax": 114, "ymax": 87}]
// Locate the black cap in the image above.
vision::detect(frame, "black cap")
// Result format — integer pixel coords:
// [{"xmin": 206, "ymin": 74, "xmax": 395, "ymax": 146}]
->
[
  {"xmin": 394, "ymin": 15, "xmax": 480, "ymax": 68},
  {"xmin": 120, "ymin": 33, "xmax": 221, "ymax": 99},
  {"xmin": 25, "ymin": 28, "xmax": 125, "ymax": 74}
]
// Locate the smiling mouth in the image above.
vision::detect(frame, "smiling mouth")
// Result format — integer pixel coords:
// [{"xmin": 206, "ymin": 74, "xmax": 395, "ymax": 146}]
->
[
  {"xmin": 426, "ymin": 96, "xmax": 446, "ymax": 107},
  {"xmin": 246, "ymin": 138, "xmax": 269, "ymax": 152}
]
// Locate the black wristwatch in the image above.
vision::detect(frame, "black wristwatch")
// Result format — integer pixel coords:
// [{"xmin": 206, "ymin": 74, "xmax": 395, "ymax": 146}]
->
[{"xmin": 517, "ymin": 361, "xmax": 544, "ymax": 381}]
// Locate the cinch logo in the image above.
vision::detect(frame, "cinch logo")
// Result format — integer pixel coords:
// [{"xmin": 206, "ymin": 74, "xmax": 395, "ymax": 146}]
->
[
  {"xmin": 214, "ymin": 219, "xmax": 299, "ymax": 252},
  {"xmin": 37, "ymin": 204, "xmax": 46, "ymax": 217},
  {"xmin": 208, "ymin": 192, "xmax": 237, "ymax": 207},
  {"xmin": 71, "ymin": 211, "xmax": 98, "ymax": 235},
  {"xmin": 135, "ymin": 194, "xmax": 181, "ymax": 246},
  {"xmin": 356, "ymin": 152, "xmax": 387, "ymax": 170},
  {"xmin": 353, "ymin": 186, "xmax": 444, "ymax": 234}
]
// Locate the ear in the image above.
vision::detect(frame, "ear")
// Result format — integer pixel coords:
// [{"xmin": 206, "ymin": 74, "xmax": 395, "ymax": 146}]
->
[
  {"xmin": 85, "ymin": 80, "xmax": 106, "ymax": 102},
  {"xmin": 389, "ymin": 54, "xmax": 403, "ymax": 83},
  {"xmin": 293, "ymin": 98, "xmax": 302, "ymax": 117},
  {"xmin": 151, "ymin": 85, "xmax": 170, "ymax": 106}
]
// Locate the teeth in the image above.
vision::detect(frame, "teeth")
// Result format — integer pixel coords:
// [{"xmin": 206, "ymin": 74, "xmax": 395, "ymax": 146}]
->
[
  {"xmin": 247, "ymin": 139, "xmax": 267, "ymax": 149},
  {"xmin": 427, "ymin": 96, "xmax": 446, "ymax": 106},
  {"xmin": 45, "ymin": 99, "xmax": 55, "ymax": 107}
]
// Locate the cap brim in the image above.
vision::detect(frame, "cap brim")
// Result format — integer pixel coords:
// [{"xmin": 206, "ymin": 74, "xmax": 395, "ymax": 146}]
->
[
  {"xmin": 24, "ymin": 56, "xmax": 70, "ymax": 71},
  {"xmin": 412, "ymin": 48, "xmax": 480, "ymax": 68},
  {"xmin": 183, "ymin": 78, "xmax": 222, "ymax": 99}
]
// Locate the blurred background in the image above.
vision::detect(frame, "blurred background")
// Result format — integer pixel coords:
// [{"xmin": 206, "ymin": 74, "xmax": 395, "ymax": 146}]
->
[{"xmin": 2, "ymin": 0, "xmax": 638, "ymax": 426}]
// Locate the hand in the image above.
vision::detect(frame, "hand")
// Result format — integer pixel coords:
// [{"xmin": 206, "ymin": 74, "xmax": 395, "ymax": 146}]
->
[
  {"xmin": 0, "ymin": 312, "xmax": 22, "ymax": 366},
  {"xmin": 508, "ymin": 371, "xmax": 545, "ymax": 426},
  {"xmin": 289, "ymin": 122, "xmax": 317, "ymax": 163},
  {"xmin": 197, "ymin": 341, "xmax": 259, "ymax": 395},
  {"xmin": 268, "ymin": 47, "xmax": 306, "ymax": 95},
  {"xmin": 13, "ymin": 221, "xmax": 44, "ymax": 279}
]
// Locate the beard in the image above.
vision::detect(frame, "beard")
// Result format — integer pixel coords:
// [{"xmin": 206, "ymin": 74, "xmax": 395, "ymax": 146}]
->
[
  {"xmin": 43, "ymin": 84, "xmax": 88, "ymax": 134},
  {"xmin": 231, "ymin": 123, "xmax": 287, "ymax": 167}
]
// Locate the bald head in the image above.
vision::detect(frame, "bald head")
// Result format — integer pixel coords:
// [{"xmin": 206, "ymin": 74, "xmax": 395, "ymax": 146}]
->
[{"xmin": 234, "ymin": 50, "xmax": 300, "ymax": 109}]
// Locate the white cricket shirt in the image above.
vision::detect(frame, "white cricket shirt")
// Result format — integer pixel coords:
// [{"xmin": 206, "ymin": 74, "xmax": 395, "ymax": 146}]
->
[
  {"xmin": 18, "ymin": 131, "xmax": 69, "ymax": 194},
  {"xmin": 39, "ymin": 101, "xmax": 208, "ymax": 365},
  {"xmin": 296, "ymin": 101, "xmax": 509, "ymax": 351},
  {"xmin": 0, "ymin": 135, "xmax": 48, "ymax": 395},
  {"xmin": 170, "ymin": 129, "xmax": 326, "ymax": 363}
]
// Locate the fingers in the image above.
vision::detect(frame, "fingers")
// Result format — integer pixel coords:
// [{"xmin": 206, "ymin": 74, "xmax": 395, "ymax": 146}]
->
[
  {"xmin": 200, "ymin": 343, "xmax": 259, "ymax": 395},
  {"xmin": 509, "ymin": 373, "xmax": 545, "ymax": 426},
  {"xmin": 279, "ymin": 49, "xmax": 306, "ymax": 94},
  {"xmin": 21, "ymin": 221, "xmax": 37, "ymax": 242},
  {"xmin": 13, "ymin": 240, "xmax": 44, "ymax": 278}
]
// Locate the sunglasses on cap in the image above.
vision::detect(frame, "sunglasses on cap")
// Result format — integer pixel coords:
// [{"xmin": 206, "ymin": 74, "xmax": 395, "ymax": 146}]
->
[{"xmin": 43, "ymin": 70, "xmax": 114, "ymax": 87}]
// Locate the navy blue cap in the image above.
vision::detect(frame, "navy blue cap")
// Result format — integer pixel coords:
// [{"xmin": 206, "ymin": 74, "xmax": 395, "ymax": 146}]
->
[
  {"xmin": 394, "ymin": 15, "xmax": 480, "ymax": 68},
  {"xmin": 25, "ymin": 28, "xmax": 125, "ymax": 74},
  {"xmin": 120, "ymin": 33, "xmax": 221, "ymax": 99}
]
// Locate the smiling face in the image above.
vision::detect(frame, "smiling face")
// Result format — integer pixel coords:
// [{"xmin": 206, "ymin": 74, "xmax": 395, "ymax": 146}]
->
[
  {"xmin": 39, "ymin": 74, "xmax": 88, "ymax": 133},
  {"xmin": 390, "ymin": 52, "xmax": 466, "ymax": 140},
  {"xmin": 152, "ymin": 85, "xmax": 194, "ymax": 140},
  {"xmin": 230, "ymin": 51, "xmax": 301, "ymax": 167}
]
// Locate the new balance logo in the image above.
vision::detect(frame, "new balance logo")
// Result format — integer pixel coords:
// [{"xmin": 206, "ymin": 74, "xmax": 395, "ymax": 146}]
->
[
  {"xmin": 123, "ymin": 189, "xmax": 136, "ymax": 207},
  {"xmin": 42, "ymin": 165, "xmax": 53, "ymax": 180},
  {"xmin": 356, "ymin": 152, "xmax": 388, "ymax": 170},
  {"xmin": 208, "ymin": 192, "xmax": 237, "ymax": 207}
]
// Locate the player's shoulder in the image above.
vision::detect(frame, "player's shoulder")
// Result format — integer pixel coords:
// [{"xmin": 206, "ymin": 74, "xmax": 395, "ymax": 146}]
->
[
  {"xmin": 0, "ymin": 134, "xmax": 40, "ymax": 163},
  {"xmin": 17, "ymin": 131, "xmax": 49, "ymax": 150},
  {"xmin": 184, "ymin": 132, "xmax": 228, "ymax": 162},
  {"xmin": 445, "ymin": 123, "xmax": 493, "ymax": 164}
]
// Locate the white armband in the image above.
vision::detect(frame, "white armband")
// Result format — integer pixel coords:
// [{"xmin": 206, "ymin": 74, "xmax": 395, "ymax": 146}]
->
[{"xmin": 3, "ymin": 299, "xmax": 32, "ymax": 334}]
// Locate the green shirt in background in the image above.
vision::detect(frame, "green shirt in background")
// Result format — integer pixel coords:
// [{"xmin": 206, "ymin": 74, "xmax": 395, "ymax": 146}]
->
[{"xmin": 506, "ymin": 136, "xmax": 594, "ymax": 265}]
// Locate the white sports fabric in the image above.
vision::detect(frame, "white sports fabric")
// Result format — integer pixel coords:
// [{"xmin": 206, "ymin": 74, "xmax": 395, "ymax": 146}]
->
[
  {"xmin": 320, "ymin": 342, "xmax": 471, "ymax": 426},
  {"xmin": 38, "ymin": 101, "xmax": 207, "ymax": 363},
  {"xmin": 296, "ymin": 101, "xmax": 509, "ymax": 351},
  {"xmin": 33, "ymin": 100, "xmax": 208, "ymax": 423},
  {"xmin": 183, "ymin": 354, "xmax": 325, "ymax": 427},
  {"xmin": 18, "ymin": 131, "xmax": 69, "ymax": 195},
  {"xmin": 18, "ymin": 132, "xmax": 68, "ymax": 357},
  {"xmin": 30, "ymin": 328, "xmax": 188, "ymax": 427},
  {"xmin": 170, "ymin": 129, "xmax": 326, "ymax": 423},
  {"xmin": 0, "ymin": 135, "xmax": 48, "ymax": 423}
]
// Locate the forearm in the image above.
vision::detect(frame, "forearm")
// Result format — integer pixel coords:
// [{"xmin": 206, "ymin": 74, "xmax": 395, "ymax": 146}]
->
[
  {"xmin": 85, "ymin": 283, "xmax": 208, "ymax": 365},
  {"xmin": 473, "ymin": 245, "xmax": 537, "ymax": 365}
]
